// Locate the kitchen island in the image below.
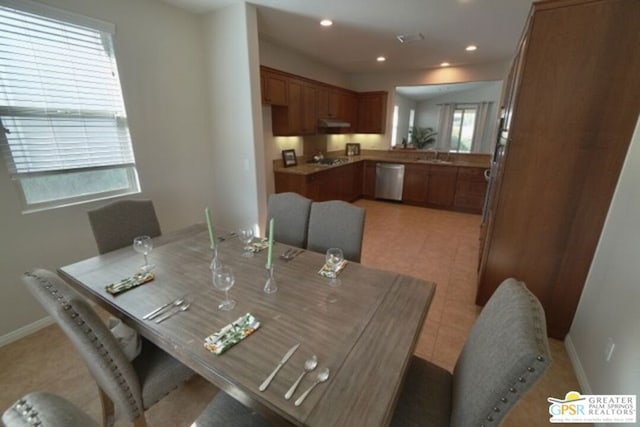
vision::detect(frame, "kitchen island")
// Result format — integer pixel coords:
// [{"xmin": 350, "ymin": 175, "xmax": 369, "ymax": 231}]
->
[{"xmin": 274, "ymin": 150, "xmax": 490, "ymax": 214}]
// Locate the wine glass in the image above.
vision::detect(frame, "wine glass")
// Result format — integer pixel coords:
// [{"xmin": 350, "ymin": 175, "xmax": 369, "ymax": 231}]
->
[
  {"xmin": 239, "ymin": 226, "xmax": 255, "ymax": 257},
  {"xmin": 133, "ymin": 236, "xmax": 155, "ymax": 272},
  {"xmin": 325, "ymin": 248, "xmax": 344, "ymax": 287},
  {"xmin": 212, "ymin": 265, "xmax": 236, "ymax": 311}
]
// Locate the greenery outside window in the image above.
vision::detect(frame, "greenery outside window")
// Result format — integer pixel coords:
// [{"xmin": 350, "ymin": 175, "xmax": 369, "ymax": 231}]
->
[
  {"xmin": 0, "ymin": 0, "xmax": 139, "ymax": 212},
  {"xmin": 450, "ymin": 104, "xmax": 478, "ymax": 152}
]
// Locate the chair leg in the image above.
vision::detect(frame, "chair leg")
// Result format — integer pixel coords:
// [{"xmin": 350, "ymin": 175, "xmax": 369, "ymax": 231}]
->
[
  {"xmin": 98, "ymin": 387, "xmax": 115, "ymax": 427},
  {"xmin": 133, "ymin": 415, "xmax": 148, "ymax": 427}
]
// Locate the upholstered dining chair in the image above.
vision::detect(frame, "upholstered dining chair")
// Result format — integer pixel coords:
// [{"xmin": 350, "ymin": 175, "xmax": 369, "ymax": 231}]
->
[
  {"xmin": 22, "ymin": 269, "xmax": 195, "ymax": 427},
  {"xmin": 391, "ymin": 278, "xmax": 552, "ymax": 427},
  {"xmin": 3, "ymin": 392, "xmax": 99, "ymax": 427},
  {"xmin": 88, "ymin": 199, "xmax": 161, "ymax": 254},
  {"xmin": 306, "ymin": 200, "xmax": 366, "ymax": 262},
  {"xmin": 266, "ymin": 192, "xmax": 312, "ymax": 248}
]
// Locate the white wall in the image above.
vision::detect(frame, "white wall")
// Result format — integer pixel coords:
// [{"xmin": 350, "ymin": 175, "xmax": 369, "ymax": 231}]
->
[
  {"xmin": 415, "ymin": 81, "xmax": 502, "ymax": 153},
  {"xmin": 203, "ymin": 3, "xmax": 266, "ymax": 234},
  {"xmin": 567, "ymin": 115, "xmax": 640, "ymax": 402},
  {"xmin": 0, "ymin": 0, "xmax": 212, "ymax": 341}
]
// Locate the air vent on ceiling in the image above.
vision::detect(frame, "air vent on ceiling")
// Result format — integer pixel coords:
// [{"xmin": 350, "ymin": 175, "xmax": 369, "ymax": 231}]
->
[{"xmin": 396, "ymin": 32, "xmax": 424, "ymax": 43}]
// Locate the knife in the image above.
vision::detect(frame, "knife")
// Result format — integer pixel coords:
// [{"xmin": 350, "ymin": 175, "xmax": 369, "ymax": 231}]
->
[{"xmin": 259, "ymin": 343, "xmax": 300, "ymax": 392}]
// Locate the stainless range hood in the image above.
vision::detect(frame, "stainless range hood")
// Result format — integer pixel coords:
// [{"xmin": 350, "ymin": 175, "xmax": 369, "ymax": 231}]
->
[{"xmin": 318, "ymin": 118, "xmax": 350, "ymax": 128}]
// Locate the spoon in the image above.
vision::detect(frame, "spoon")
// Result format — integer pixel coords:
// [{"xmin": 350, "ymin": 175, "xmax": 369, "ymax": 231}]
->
[
  {"xmin": 285, "ymin": 355, "xmax": 318, "ymax": 400},
  {"xmin": 155, "ymin": 302, "xmax": 191, "ymax": 323},
  {"xmin": 143, "ymin": 297, "xmax": 185, "ymax": 320},
  {"xmin": 294, "ymin": 367, "xmax": 330, "ymax": 406}
]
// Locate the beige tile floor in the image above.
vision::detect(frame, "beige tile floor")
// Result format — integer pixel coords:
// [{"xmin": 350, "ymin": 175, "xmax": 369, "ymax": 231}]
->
[{"xmin": 0, "ymin": 199, "xmax": 581, "ymax": 426}]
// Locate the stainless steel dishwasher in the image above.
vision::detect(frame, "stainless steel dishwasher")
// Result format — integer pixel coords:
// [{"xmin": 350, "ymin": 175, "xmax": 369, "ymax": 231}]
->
[{"xmin": 375, "ymin": 163, "xmax": 405, "ymax": 201}]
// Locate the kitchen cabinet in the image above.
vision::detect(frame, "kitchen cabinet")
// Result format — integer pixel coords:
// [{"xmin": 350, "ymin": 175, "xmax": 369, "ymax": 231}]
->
[
  {"xmin": 274, "ymin": 163, "xmax": 362, "ymax": 203},
  {"xmin": 272, "ymin": 78, "xmax": 317, "ymax": 136},
  {"xmin": 477, "ymin": 0, "xmax": 640, "ymax": 338},
  {"xmin": 426, "ymin": 165, "xmax": 457, "ymax": 208},
  {"xmin": 260, "ymin": 68, "xmax": 288, "ymax": 106},
  {"xmin": 454, "ymin": 167, "xmax": 488, "ymax": 214},
  {"xmin": 402, "ymin": 163, "xmax": 429, "ymax": 205},
  {"xmin": 357, "ymin": 92, "xmax": 387, "ymax": 134},
  {"xmin": 362, "ymin": 161, "xmax": 377, "ymax": 198},
  {"xmin": 317, "ymin": 86, "xmax": 359, "ymax": 133}
]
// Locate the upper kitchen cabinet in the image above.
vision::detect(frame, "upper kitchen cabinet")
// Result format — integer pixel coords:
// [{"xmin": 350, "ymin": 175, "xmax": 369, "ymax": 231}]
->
[
  {"xmin": 272, "ymin": 78, "xmax": 317, "ymax": 136},
  {"xmin": 356, "ymin": 91, "xmax": 387, "ymax": 134},
  {"xmin": 260, "ymin": 67, "xmax": 288, "ymax": 106},
  {"xmin": 477, "ymin": 0, "xmax": 640, "ymax": 339},
  {"xmin": 316, "ymin": 86, "xmax": 358, "ymax": 132}
]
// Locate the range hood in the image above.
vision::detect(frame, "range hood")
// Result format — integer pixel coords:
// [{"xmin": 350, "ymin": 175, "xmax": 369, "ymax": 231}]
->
[{"xmin": 318, "ymin": 118, "xmax": 350, "ymax": 128}]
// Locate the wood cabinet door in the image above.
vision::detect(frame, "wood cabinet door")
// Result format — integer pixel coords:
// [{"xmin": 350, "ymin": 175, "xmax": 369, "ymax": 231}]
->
[
  {"xmin": 426, "ymin": 165, "xmax": 458, "ymax": 207},
  {"xmin": 454, "ymin": 167, "xmax": 488, "ymax": 213},
  {"xmin": 402, "ymin": 164, "xmax": 429, "ymax": 205},
  {"xmin": 261, "ymin": 71, "xmax": 288, "ymax": 106},
  {"xmin": 362, "ymin": 161, "xmax": 377, "ymax": 198},
  {"xmin": 357, "ymin": 92, "xmax": 387, "ymax": 134},
  {"xmin": 301, "ymin": 84, "xmax": 317, "ymax": 134}
]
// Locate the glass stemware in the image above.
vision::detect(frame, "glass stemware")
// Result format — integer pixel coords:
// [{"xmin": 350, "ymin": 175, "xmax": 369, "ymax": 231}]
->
[
  {"xmin": 212, "ymin": 265, "xmax": 236, "ymax": 311},
  {"xmin": 239, "ymin": 227, "xmax": 255, "ymax": 257},
  {"xmin": 325, "ymin": 248, "xmax": 344, "ymax": 287},
  {"xmin": 133, "ymin": 235, "xmax": 155, "ymax": 272}
]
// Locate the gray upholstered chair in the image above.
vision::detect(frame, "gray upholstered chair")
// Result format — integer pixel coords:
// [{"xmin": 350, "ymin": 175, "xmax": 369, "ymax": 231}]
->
[
  {"xmin": 88, "ymin": 199, "xmax": 161, "ymax": 254},
  {"xmin": 266, "ymin": 192, "xmax": 312, "ymax": 248},
  {"xmin": 3, "ymin": 392, "xmax": 99, "ymax": 427},
  {"xmin": 391, "ymin": 278, "xmax": 552, "ymax": 427},
  {"xmin": 22, "ymin": 269, "xmax": 194, "ymax": 427},
  {"xmin": 306, "ymin": 200, "xmax": 366, "ymax": 262}
]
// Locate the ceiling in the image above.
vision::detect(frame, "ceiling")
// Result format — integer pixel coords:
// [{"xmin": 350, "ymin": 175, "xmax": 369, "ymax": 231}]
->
[
  {"xmin": 396, "ymin": 81, "xmax": 499, "ymax": 101},
  {"xmin": 160, "ymin": 0, "xmax": 533, "ymax": 74}
]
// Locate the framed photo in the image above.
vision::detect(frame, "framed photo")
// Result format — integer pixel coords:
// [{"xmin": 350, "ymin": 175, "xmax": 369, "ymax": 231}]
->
[
  {"xmin": 345, "ymin": 143, "xmax": 361, "ymax": 156},
  {"xmin": 281, "ymin": 149, "xmax": 298, "ymax": 167}
]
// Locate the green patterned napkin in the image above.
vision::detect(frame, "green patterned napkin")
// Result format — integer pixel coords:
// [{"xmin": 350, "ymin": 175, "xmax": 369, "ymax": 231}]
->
[
  {"xmin": 105, "ymin": 272, "xmax": 154, "ymax": 295},
  {"xmin": 204, "ymin": 313, "xmax": 260, "ymax": 355},
  {"xmin": 247, "ymin": 238, "xmax": 269, "ymax": 253},
  {"xmin": 318, "ymin": 260, "xmax": 348, "ymax": 278}
]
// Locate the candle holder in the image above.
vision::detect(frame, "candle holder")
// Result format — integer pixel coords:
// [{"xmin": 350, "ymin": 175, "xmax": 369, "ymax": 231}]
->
[
  {"xmin": 210, "ymin": 246, "xmax": 222, "ymax": 272},
  {"xmin": 263, "ymin": 265, "xmax": 278, "ymax": 294}
]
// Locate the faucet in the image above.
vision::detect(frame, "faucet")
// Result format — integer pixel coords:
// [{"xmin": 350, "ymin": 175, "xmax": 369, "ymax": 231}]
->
[{"xmin": 427, "ymin": 148, "xmax": 439, "ymax": 161}]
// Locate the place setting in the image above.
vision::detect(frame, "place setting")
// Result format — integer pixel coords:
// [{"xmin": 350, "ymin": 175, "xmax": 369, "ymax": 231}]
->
[{"xmin": 105, "ymin": 235, "xmax": 156, "ymax": 295}]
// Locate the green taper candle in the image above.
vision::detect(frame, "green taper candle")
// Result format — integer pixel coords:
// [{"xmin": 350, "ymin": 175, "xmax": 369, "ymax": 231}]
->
[
  {"xmin": 266, "ymin": 218, "xmax": 274, "ymax": 269},
  {"xmin": 205, "ymin": 207, "xmax": 216, "ymax": 249}
]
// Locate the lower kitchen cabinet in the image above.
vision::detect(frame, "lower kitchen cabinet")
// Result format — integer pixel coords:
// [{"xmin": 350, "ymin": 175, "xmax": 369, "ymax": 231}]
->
[
  {"xmin": 426, "ymin": 165, "xmax": 458, "ymax": 208},
  {"xmin": 274, "ymin": 163, "xmax": 362, "ymax": 203},
  {"xmin": 402, "ymin": 163, "xmax": 429, "ymax": 204},
  {"xmin": 362, "ymin": 161, "xmax": 376, "ymax": 198},
  {"xmin": 454, "ymin": 167, "xmax": 488, "ymax": 214}
]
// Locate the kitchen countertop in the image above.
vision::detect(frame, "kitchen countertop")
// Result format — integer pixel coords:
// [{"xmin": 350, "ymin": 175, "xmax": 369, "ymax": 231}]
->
[{"xmin": 274, "ymin": 154, "xmax": 490, "ymax": 175}]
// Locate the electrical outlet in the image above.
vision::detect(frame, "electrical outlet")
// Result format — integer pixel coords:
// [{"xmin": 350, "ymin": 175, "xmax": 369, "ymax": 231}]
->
[{"xmin": 605, "ymin": 337, "xmax": 615, "ymax": 362}]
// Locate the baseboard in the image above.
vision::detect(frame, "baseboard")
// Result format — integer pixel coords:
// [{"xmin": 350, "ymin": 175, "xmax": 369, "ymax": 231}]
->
[
  {"xmin": 0, "ymin": 316, "xmax": 55, "ymax": 348},
  {"xmin": 564, "ymin": 333, "xmax": 592, "ymax": 394}
]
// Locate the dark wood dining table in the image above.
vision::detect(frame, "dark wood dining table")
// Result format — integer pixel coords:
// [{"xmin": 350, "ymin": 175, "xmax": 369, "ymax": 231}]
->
[{"xmin": 58, "ymin": 224, "xmax": 435, "ymax": 426}]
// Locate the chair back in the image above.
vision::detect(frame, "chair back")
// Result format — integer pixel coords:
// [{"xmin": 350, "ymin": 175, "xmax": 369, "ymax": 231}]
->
[
  {"xmin": 3, "ymin": 392, "xmax": 99, "ymax": 427},
  {"xmin": 266, "ymin": 192, "xmax": 312, "ymax": 248},
  {"xmin": 22, "ymin": 269, "xmax": 144, "ymax": 422},
  {"xmin": 88, "ymin": 199, "xmax": 161, "ymax": 254},
  {"xmin": 307, "ymin": 200, "xmax": 365, "ymax": 262},
  {"xmin": 450, "ymin": 278, "xmax": 551, "ymax": 426}
]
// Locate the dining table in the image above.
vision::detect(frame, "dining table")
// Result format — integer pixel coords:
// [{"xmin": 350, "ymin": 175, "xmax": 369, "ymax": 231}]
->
[{"xmin": 57, "ymin": 223, "xmax": 435, "ymax": 426}]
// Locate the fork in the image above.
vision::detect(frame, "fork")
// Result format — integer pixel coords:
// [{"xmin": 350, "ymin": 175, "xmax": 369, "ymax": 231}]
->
[
  {"xmin": 279, "ymin": 249, "xmax": 295, "ymax": 260},
  {"xmin": 282, "ymin": 249, "xmax": 303, "ymax": 261}
]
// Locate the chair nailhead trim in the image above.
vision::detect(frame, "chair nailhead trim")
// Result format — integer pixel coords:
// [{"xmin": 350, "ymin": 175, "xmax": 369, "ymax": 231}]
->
[
  {"xmin": 25, "ymin": 272, "xmax": 145, "ymax": 419},
  {"xmin": 536, "ymin": 355, "xmax": 545, "ymax": 362},
  {"xmin": 493, "ymin": 407, "xmax": 500, "ymax": 412},
  {"xmin": 527, "ymin": 367, "xmax": 535, "ymax": 372},
  {"xmin": 501, "ymin": 397, "xmax": 508, "ymax": 403},
  {"xmin": 518, "ymin": 376, "xmax": 526, "ymax": 383},
  {"xmin": 487, "ymin": 415, "xmax": 494, "ymax": 421},
  {"xmin": 509, "ymin": 387, "xmax": 517, "ymax": 393}
]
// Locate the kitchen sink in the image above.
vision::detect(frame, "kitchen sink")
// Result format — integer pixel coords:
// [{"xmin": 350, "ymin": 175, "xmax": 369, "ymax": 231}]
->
[{"xmin": 415, "ymin": 158, "xmax": 453, "ymax": 164}]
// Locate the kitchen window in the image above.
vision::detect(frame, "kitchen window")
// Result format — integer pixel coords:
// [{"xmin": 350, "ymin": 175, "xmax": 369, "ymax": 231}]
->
[
  {"xmin": 449, "ymin": 104, "xmax": 477, "ymax": 152},
  {"xmin": 0, "ymin": 0, "xmax": 139, "ymax": 212}
]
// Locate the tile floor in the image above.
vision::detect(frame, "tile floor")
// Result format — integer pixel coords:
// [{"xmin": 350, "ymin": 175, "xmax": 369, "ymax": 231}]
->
[{"xmin": 0, "ymin": 199, "xmax": 582, "ymax": 426}]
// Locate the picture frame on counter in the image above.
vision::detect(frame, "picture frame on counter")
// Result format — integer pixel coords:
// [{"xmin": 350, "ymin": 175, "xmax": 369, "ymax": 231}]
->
[
  {"xmin": 346, "ymin": 143, "xmax": 361, "ymax": 156},
  {"xmin": 282, "ymin": 149, "xmax": 298, "ymax": 167}
]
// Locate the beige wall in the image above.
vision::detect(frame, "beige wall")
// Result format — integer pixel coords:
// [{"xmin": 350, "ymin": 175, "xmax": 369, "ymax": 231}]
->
[
  {"xmin": 567, "ymin": 115, "xmax": 640, "ymax": 397},
  {"xmin": 0, "ymin": 0, "xmax": 212, "ymax": 342}
]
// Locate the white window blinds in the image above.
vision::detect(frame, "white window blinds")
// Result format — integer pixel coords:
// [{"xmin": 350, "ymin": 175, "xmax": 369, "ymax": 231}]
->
[{"xmin": 0, "ymin": 1, "xmax": 135, "ymax": 177}]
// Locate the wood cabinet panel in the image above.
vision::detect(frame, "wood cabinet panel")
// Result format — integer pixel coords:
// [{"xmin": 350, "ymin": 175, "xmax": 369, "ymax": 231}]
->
[
  {"xmin": 272, "ymin": 79, "xmax": 316, "ymax": 136},
  {"xmin": 402, "ymin": 164, "xmax": 429, "ymax": 205},
  {"xmin": 477, "ymin": 0, "xmax": 640, "ymax": 339},
  {"xmin": 357, "ymin": 92, "xmax": 387, "ymax": 134},
  {"xmin": 426, "ymin": 165, "xmax": 457, "ymax": 208},
  {"xmin": 362, "ymin": 161, "xmax": 377, "ymax": 198},
  {"xmin": 454, "ymin": 167, "xmax": 488, "ymax": 213},
  {"xmin": 261, "ymin": 69, "xmax": 288, "ymax": 106}
]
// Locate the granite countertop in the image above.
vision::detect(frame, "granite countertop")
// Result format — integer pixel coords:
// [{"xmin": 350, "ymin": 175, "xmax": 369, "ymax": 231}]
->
[{"xmin": 274, "ymin": 154, "xmax": 490, "ymax": 175}]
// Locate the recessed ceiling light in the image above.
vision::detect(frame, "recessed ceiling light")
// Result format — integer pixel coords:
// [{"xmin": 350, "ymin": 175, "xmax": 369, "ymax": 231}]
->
[
  {"xmin": 465, "ymin": 45, "xmax": 478, "ymax": 51},
  {"xmin": 440, "ymin": 62, "xmax": 450, "ymax": 67},
  {"xmin": 320, "ymin": 19, "xmax": 333, "ymax": 27},
  {"xmin": 376, "ymin": 56, "xmax": 386, "ymax": 62}
]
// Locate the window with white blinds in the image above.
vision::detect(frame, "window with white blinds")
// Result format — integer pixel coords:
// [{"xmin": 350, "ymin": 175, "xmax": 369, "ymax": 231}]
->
[{"xmin": 0, "ymin": 0, "xmax": 139, "ymax": 211}]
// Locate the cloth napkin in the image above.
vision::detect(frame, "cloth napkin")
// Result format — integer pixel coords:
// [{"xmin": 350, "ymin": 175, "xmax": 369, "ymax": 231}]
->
[
  {"xmin": 204, "ymin": 313, "xmax": 260, "ymax": 355},
  {"xmin": 105, "ymin": 272, "xmax": 154, "ymax": 295},
  {"xmin": 318, "ymin": 259, "xmax": 348, "ymax": 278},
  {"xmin": 247, "ymin": 238, "xmax": 269, "ymax": 253}
]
